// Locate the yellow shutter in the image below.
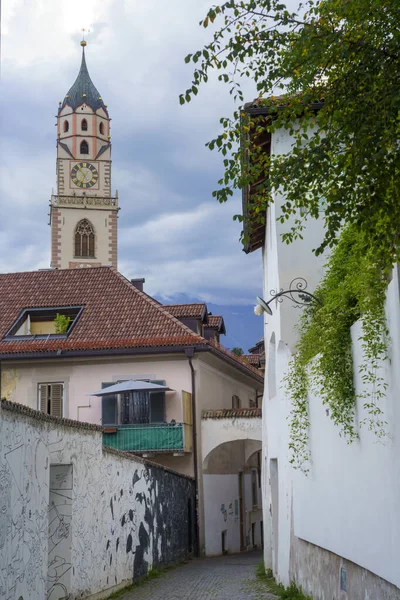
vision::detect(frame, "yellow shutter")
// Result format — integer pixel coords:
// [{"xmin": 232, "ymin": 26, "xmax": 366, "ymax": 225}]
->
[
  {"xmin": 39, "ymin": 384, "xmax": 48, "ymax": 413},
  {"xmin": 182, "ymin": 391, "xmax": 192, "ymax": 425},
  {"xmin": 50, "ymin": 384, "xmax": 63, "ymax": 418}
]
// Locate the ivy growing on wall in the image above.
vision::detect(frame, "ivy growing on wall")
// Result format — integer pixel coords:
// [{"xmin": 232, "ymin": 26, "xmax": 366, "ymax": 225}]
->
[{"xmin": 284, "ymin": 226, "xmax": 390, "ymax": 473}]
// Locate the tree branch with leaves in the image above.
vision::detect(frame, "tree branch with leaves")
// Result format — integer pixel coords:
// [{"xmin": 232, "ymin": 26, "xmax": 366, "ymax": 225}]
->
[{"xmin": 181, "ymin": 0, "xmax": 400, "ymax": 267}]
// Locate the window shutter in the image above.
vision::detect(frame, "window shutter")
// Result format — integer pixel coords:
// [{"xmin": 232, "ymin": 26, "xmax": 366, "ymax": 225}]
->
[
  {"xmin": 182, "ymin": 391, "xmax": 192, "ymax": 425},
  {"xmin": 150, "ymin": 380, "xmax": 165, "ymax": 423},
  {"xmin": 101, "ymin": 382, "xmax": 117, "ymax": 425},
  {"xmin": 50, "ymin": 384, "xmax": 63, "ymax": 418},
  {"xmin": 39, "ymin": 384, "xmax": 49, "ymax": 413}
]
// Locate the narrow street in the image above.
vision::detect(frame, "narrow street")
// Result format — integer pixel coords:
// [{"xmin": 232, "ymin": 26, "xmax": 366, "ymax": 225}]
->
[{"xmin": 115, "ymin": 552, "xmax": 278, "ymax": 600}]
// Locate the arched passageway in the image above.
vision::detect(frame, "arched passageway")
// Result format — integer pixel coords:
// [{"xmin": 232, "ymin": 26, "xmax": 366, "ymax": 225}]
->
[{"xmin": 202, "ymin": 438, "xmax": 263, "ymax": 556}]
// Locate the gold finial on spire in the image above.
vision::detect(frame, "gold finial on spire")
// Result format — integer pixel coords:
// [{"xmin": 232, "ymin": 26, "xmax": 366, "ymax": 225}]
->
[{"xmin": 80, "ymin": 28, "xmax": 89, "ymax": 47}]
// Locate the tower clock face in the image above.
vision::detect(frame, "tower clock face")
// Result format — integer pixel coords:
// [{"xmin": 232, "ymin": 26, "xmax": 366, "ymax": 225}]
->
[{"xmin": 71, "ymin": 162, "xmax": 99, "ymax": 188}]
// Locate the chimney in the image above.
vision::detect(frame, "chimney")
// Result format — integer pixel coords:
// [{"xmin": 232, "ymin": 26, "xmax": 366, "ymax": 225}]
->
[{"xmin": 130, "ymin": 278, "xmax": 145, "ymax": 292}]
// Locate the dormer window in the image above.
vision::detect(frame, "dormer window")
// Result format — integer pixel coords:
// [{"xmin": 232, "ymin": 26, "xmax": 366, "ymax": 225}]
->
[
  {"xmin": 63, "ymin": 120, "xmax": 69, "ymax": 133},
  {"xmin": 4, "ymin": 306, "xmax": 84, "ymax": 340},
  {"xmin": 80, "ymin": 140, "xmax": 89, "ymax": 154},
  {"xmin": 81, "ymin": 119, "xmax": 88, "ymax": 131},
  {"xmin": 99, "ymin": 122, "xmax": 104, "ymax": 135}
]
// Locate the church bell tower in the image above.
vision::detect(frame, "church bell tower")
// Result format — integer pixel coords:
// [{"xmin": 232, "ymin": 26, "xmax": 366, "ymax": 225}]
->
[{"xmin": 50, "ymin": 41, "xmax": 119, "ymax": 269}]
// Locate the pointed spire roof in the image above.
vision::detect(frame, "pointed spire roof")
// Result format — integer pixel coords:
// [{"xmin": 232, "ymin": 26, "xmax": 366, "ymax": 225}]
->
[{"xmin": 61, "ymin": 42, "xmax": 107, "ymax": 113}]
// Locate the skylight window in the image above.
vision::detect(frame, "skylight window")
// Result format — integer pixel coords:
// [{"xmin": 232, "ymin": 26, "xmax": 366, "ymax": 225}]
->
[{"xmin": 4, "ymin": 306, "xmax": 83, "ymax": 340}]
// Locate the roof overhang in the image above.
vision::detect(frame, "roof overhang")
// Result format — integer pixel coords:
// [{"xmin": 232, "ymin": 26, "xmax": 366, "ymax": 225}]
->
[
  {"xmin": 241, "ymin": 98, "xmax": 324, "ymax": 254},
  {"xmin": 0, "ymin": 342, "xmax": 263, "ymax": 382}
]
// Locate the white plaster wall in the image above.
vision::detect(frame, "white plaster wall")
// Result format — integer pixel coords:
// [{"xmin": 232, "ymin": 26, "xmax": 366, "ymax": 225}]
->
[
  {"xmin": 261, "ymin": 125, "xmax": 328, "ymax": 585},
  {"xmin": 243, "ymin": 471, "xmax": 262, "ymax": 548},
  {"xmin": 0, "ymin": 403, "xmax": 194, "ymax": 600},
  {"xmin": 269, "ymin": 127, "xmax": 326, "ymax": 352},
  {"xmin": 203, "ymin": 471, "xmax": 263, "ymax": 556},
  {"xmin": 201, "ymin": 417, "xmax": 262, "ymax": 464},
  {"xmin": 203, "ymin": 474, "xmax": 241, "ymax": 555},
  {"xmin": 263, "ymin": 340, "xmax": 294, "ymax": 585},
  {"xmin": 261, "ymin": 124, "xmax": 400, "ymax": 589},
  {"xmin": 293, "ymin": 272, "xmax": 400, "ymax": 589}
]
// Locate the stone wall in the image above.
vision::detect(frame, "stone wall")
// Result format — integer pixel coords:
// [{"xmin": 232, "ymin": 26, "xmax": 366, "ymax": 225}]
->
[
  {"xmin": 290, "ymin": 532, "xmax": 400, "ymax": 600},
  {"xmin": 0, "ymin": 400, "xmax": 195, "ymax": 600}
]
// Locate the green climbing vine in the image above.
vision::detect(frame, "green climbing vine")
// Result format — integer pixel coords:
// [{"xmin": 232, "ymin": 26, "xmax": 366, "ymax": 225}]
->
[{"xmin": 285, "ymin": 226, "xmax": 390, "ymax": 473}]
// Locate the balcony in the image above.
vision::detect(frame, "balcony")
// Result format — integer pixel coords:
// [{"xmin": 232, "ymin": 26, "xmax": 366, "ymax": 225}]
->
[{"xmin": 103, "ymin": 422, "xmax": 192, "ymax": 454}]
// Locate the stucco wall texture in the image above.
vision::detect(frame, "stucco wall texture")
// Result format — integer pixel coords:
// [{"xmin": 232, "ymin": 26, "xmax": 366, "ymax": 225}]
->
[
  {"xmin": 0, "ymin": 400, "xmax": 195, "ymax": 600},
  {"xmin": 262, "ymin": 123, "xmax": 400, "ymax": 598}
]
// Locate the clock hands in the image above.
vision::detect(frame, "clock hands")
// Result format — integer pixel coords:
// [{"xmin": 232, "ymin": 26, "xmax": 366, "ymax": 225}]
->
[
  {"xmin": 71, "ymin": 163, "xmax": 98, "ymax": 188},
  {"xmin": 77, "ymin": 167, "xmax": 90, "ymax": 184}
]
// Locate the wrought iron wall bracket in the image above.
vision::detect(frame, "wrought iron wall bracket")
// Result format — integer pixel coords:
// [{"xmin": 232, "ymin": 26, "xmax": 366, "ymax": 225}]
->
[{"xmin": 254, "ymin": 278, "xmax": 321, "ymax": 316}]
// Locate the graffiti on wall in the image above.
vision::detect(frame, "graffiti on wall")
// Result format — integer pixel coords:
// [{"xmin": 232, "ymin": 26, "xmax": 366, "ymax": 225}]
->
[{"xmin": 0, "ymin": 402, "xmax": 195, "ymax": 600}]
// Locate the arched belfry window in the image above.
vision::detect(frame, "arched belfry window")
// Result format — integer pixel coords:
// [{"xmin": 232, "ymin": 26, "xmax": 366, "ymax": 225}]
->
[
  {"xmin": 81, "ymin": 119, "xmax": 88, "ymax": 131},
  {"xmin": 99, "ymin": 122, "xmax": 104, "ymax": 135},
  {"xmin": 80, "ymin": 140, "xmax": 89, "ymax": 155},
  {"xmin": 75, "ymin": 219, "xmax": 95, "ymax": 258},
  {"xmin": 63, "ymin": 120, "xmax": 69, "ymax": 133}
]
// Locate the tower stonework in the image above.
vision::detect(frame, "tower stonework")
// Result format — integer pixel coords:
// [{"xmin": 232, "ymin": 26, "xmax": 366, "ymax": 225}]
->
[{"xmin": 50, "ymin": 42, "xmax": 119, "ymax": 269}]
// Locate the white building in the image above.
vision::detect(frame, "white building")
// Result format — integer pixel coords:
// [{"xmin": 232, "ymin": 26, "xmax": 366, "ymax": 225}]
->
[{"xmin": 243, "ymin": 101, "xmax": 400, "ymax": 599}]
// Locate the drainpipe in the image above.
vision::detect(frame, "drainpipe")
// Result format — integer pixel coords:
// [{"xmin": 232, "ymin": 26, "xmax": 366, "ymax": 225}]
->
[
  {"xmin": 185, "ymin": 347, "xmax": 200, "ymax": 557},
  {"xmin": 77, "ymin": 397, "xmax": 91, "ymax": 421}
]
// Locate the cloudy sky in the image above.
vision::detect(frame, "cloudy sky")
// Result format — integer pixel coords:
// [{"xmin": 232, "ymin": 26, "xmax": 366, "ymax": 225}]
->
[{"xmin": 1, "ymin": 0, "xmax": 265, "ymax": 349}]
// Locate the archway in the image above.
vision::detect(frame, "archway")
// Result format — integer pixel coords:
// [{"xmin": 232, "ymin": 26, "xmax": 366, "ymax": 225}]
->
[{"xmin": 202, "ymin": 439, "xmax": 262, "ymax": 557}]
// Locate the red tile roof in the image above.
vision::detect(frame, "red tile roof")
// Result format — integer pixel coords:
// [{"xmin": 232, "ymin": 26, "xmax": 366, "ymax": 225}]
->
[
  {"xmin": 208, "ymin": 340, "xmax": 264, "ymax": 378},
  {"xmin": 206, "ymin": 315, "xmax": 223, "ymax": 329},
  {"xmin": 0, "ymin": 268, "xmax": 205, "ymax": 355},
  {"xmin": 242, "ymin": 353, "xmax": 264, "ymax": 366},
  {"xmin": 0, "ymin": 268, "xmax": 263, "ymax": 383},
  {"xmin": 164, "ymin": 303, "xmax": 207, "ymax": 319},
  {"xmin": 202, "ymin": 408, "xmax": 261, "ymax": 419}
]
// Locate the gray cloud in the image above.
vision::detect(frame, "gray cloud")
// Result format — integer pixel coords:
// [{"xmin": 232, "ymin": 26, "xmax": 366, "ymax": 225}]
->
[{"xmin": 1, "ymin": 0, "xmax": 262, "ymax": 306}]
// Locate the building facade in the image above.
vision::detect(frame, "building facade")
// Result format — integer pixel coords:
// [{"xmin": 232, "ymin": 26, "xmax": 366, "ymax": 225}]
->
[
  {"xmin": 50, "ymin": 41, "xmax": 118, "ymax": 269},
  {"xmin": 243, "ymin": 104, "xmax": 400, "ymax": 599},
  {"xmin": 0, "ymin": 267, "xmax": 264, "ymax": 558}
]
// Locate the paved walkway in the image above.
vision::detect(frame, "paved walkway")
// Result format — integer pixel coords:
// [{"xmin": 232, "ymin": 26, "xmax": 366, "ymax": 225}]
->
[{"xmin": 115, "ymin": 551, "xmax": 278, "ymax": 600}]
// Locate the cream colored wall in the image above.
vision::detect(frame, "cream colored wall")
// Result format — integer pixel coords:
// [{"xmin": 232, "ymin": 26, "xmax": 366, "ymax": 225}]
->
[
  {"xmin": 30, "ymin": 321, "xmax": 56, "ymax": 335},
  {"xmin": 58, "ymin": 207, "xmax": 113, "ymax": 268},
  {"xmin": 193, "ymin": 354, "xmax": 263, "ymax": 554},
  {"xmin": 196, "ymin": 356, "xmax": 261, "ymax": 411},
  {"xmin": 1, "ymin": 354, "xmax": 192, "ymax": 424}
]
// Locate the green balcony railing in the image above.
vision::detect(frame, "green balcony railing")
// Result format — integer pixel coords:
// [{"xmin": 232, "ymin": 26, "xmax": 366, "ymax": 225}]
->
[{"xmin": 102, "ymin": 422, "xmax": 186, "ymax": 452}]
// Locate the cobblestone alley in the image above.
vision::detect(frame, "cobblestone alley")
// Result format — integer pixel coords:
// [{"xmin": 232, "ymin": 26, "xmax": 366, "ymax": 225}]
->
[{"xmin": 114, "ymin": 551, "xmax": 278, "ymax": 600}]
